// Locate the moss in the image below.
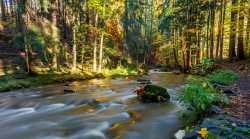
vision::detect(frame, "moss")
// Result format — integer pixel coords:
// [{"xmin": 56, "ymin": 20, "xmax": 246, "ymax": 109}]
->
[
  {"xmin": 204, "ymin": 132, "xmax": 220, "ymax": 139},
  {"xmin": 141, "ymin": 85, "xmax": 170, "ymax": 101}
]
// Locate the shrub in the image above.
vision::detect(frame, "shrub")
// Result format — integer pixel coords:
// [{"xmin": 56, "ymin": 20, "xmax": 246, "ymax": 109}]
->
[
  {"xmin": 177, "ymin": 77, "xmax": 230, "ymax": 121},
  {"xmin": 107, "ymin": 68, "xmax": 138, "ymax": 78},
  {"xmin": 208, "ymin": 70, "xmax": 241, "ymax": 84}
]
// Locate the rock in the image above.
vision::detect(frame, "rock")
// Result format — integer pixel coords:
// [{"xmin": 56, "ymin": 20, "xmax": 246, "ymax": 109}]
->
[
  {"xmin": 137, "ymin": 79, "xmax": 151, "ymax": 82},
  {"xmin": 172, "ymin": 70, "xmax": 181, "ymax": 74},
  {"xmin": 212, "ymin": 106, "xmax": 222, "ymax": 114},
  {"xmin": 64, "ymin": 89, "xmax": 78, "ymax": 93},
  {"xmin": 140, "ymin": 81, "xmax": 152, "ymax": 84},
  {"xmin": 183, "ymin": 126, "xmax": 201, "ymax": 139},
  {"xmin": 222, "ymin": 88, "xmax": 237, "ymax": 96},
  {"xmin": 140, "ymin": 85, "xmax": 170, "ymax": 101},
  {"xmin": 174, "ymin": 130, "xmax": 185, "ymax": 139}
]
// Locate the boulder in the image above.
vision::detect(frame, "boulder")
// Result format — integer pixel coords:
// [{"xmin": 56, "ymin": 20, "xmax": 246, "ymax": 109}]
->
[
  {"xmin": 140, "ymin": 85, "xmax": 170, "ymax": 101},
  {"xmin": 64, "ymin": 89, "xmax": 78, "ymax": 93}
]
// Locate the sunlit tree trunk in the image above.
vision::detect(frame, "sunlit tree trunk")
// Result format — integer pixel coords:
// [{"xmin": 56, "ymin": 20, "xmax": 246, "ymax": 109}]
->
[
  {"xmin": 147, "ymin": 0, "xmax": 153, "ymax": 67},
  {"xmin": 216, "ymin": 0, "xmax": 223, "ymax": 59},
  {"xmin": 207, "ymin": 10, "xmax": 210, "ymax": 58},
  {"xmin": 93, "ymin": 10, "xmax": 98, "ymax": 72},
  {"xmin": 99, "ymin": 4, "xmax": 105, "ymax": 73},
  {"xmin": 72, "ymin": 0, "xmax": 76, "ymax": 71},
  {"xmin": 220, "ymin": 0, "xmax": 226, "ymax": 59}
]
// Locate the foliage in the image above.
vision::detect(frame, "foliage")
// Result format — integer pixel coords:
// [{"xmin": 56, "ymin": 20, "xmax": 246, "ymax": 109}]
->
[
  {"xmin": 240, "ymin": 59, "xmax": 250, "ymax": 72},
  {"xmin": 196, "ymin": 128, "xmax": 208, "ymax": 137},
  {"xmin": 222, "ymin": 120, "xmax": 250, "ymax": 137},
  {"xmin": 223, "ymin": 130, "xmax": 236, "ymax": 139},
  {"xmin": 190, "ymin": 59, "xmax": 221, "ymax": 76},
  {"xmin": 0, "ymin": 73, "xmax": 96, "ymax": 92},
  {"xmin": 106, "ymin": 68, "xmax": 138, "ymax": 78},
  {"xmin": 177, "ymin": 77, "xmax": 230, "ymax": 121},
  {"xmin": 208, "ymin": 70, "xmax": 241, "ymax": 84},
  {"xmin": 204, "ymin": 131, "xmax": 220, "ymax": 139}
]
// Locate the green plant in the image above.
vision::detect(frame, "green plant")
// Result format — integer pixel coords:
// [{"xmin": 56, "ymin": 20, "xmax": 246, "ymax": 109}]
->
[
  {"xmin": 177, "ymin": 77, "xmax": 230, "ymax": 121},
  {"xmin": 224, "ymin": 130, "xmax": 236, "ymax": 139},
  {"xmin": 208, "ymin": 70, "xmax": 241, "ymax": 84},
  {"xmin": 204, "ymin": 132, "xmax": 220, "ymax": 139}
]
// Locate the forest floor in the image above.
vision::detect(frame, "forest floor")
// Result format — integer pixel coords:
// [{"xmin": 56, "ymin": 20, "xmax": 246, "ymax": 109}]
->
[{"xmin": 218, "ymin": 59, "xmax": 250, "ymax": 121}]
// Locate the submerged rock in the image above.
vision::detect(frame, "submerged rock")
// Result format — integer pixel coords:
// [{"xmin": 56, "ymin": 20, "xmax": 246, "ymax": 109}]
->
[
  {"xmin": 137, "ymin": 79, "xmax": 151, "ymax": 82},
  {"xmin": 140, "ymin": 85, "xmax": 170, "ymax": 101},
  {"xmin": 64, "ymin": 89, "xmax": 78, "ymax": 93}
]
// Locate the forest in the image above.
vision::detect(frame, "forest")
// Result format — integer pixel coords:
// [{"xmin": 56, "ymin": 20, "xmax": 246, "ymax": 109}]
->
[
  {"xmin": 0, "ymin": 0, "xmax": 250, "ymax": 139},
  {"xmin": 0, "ymin": 0, "xmax": 249, "ymax": 75}
]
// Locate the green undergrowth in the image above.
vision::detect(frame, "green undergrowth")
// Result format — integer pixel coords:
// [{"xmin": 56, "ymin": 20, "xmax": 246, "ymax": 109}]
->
[
  {"xmin": 177, "ymin": 76, "xmax": 230, "ymax": 121},
  {"xmin": 190, "ymin": 59, "xmax": 221, "ymax": 76},
  {"xmin": 107, "ymin": 68, "xmax": 139, "ymax": 78},
  {"xmin": 0, "ymin": 73, "xmax": 96, "ymax": 92},
  {"xmin": 240, "ymin": 59, "xmax": 250, "ymax": 72},
  {"xmin": 208, "ymin": 70, "xmax": 241, "ymax": 84},
  {"xmin": 222, "ymin": 120, "xmax": 250, "ymax": 137}
]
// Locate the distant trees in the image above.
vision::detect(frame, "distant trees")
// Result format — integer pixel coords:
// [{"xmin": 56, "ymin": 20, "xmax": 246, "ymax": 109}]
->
[{"xmin": 0, "ymin": 0, "xmax": 249, "ymax": 74}]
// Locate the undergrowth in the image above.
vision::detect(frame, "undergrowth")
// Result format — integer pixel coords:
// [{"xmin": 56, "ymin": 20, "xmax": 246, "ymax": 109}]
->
[
  {"xmin": 0, "ymin": 73, "xmax": 95, "ymax": 92},
  {"xmin": 107, "ymin": 68, "xmax": 139, "ymax": 78},
  {"xmin": 208, "ymin": 70, "xmax": 241, "ymax": 84}
]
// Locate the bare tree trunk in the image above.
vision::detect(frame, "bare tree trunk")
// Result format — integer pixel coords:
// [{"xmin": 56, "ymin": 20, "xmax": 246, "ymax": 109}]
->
[
  {"xmin": 98, "ymin": 4, "xmax": 105, "ymax": 73},
  {"xmin": 51, "ymin": 0, "xmax": 59, "ymax": 71},
  {"xmin": 216, "ymin": 0, "xmax": 223, "ymax": 59},
  {"xmin": 72, "ymin": 1, "xmax": 77, "ymax": 71},
  {"xmin": 248, "ymin": 9, "xmax": 250, "ymax": 53},
  {"xmin": 207, "ymin": 10, "xmax": 210, "ymax": 58},
  {"xmin": 220, "ymin": 0, "xmax": 226, "ymax": 59},
  {"xmin": 147, "ymin": 0, "xmax": 153, "ymax": 67},
  {"xmin": 237, "ymin": 0, "xmax": 245, "ymax": 60},
  {"xmin": 1, "ymin": 0, "xmax": 6, "ymax": 21},
  {"xmin": 93, "ymin": 10, "xmax": 98, "ymax": 72},
  {"xmin": 229, "ymin": 0, "xmax": 237, "ymax": 60}
]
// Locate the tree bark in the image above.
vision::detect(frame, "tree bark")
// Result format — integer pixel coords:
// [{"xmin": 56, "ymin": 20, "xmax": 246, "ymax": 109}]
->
[
  {"xmin": 1, "ymin": 0, "xmax": 6, "ymax": 21},
  {"xmin": 99, "ymin": 4, "xmax": 105, "ymax": 73},
  {"xmin": 220, "ymin": 0, "xmax": 226, "ymax": 59},
  {"xmin": 237, "ymin": 0, "xmax": 245, "ymax": 60},
  {"xmin": 51, "ymin": 0, "xmax": 59, "ymax": 71},
  {"xmin": 72, "ymin": 1, "xmax": 77, "ymax": 71},
  {"xmin": 216, "ymin": 0, "xmax": 223, "ymax": 59},
  {"xmin": 93, "ymin": 10, "xmax": 98, "ymax": 72},
  {"xmin": 229, "ymin": 0, "xmax": 237, "ymax": 60}
]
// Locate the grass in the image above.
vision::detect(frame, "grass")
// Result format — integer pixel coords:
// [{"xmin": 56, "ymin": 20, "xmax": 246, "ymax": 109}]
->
[
  {"xmin": 106, "ymin": 68, "xmax": 139, "ymax": 78},
  {"xmin": 208, "ymin": 70, "xmax": 241, "ymax": 84},
  {"xmin": 0, "ymin": 72, "xmax": 96, "ymax": 92}
]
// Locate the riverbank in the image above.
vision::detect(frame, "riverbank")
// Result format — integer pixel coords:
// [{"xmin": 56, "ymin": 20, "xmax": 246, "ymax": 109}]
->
[{"xmin": 181, "ymin": 60, "xmax": 250, "ymax": 139}]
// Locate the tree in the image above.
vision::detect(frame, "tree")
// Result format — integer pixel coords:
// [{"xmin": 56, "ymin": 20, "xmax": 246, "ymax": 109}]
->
[
  {"xmin": 1, "ymin": 0, "xmax": 6, "ymax": 22},
  {"xmin": 237, "ymin": 0, "xmax": 245, "ymax": 60}
]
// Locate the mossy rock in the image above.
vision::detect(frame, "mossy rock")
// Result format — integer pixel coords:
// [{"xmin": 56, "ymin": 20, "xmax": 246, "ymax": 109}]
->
[
  {"xmin": 141, "ymin": 85, "xmax": 170, "ymax": 101},
  {"xmin": 204, "ymin": 132, "xmax": 220, "ymax": 139}
]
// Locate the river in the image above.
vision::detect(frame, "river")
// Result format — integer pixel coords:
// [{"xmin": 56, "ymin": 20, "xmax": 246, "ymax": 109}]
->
[{"xmin": 0, "ymin": 72, "xmax": 193, "ymax": 139}]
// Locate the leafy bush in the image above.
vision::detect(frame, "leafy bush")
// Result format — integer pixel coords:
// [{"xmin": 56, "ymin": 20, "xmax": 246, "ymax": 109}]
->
[
  {"xmin": 208, "ymin": 70, "xmax": 241, "ymax": 84},
  {"xmin": 177, "ymin": 77, "xmax": 230, "ymax": 121},
  {"xmin": 107, "ymin": 68, "xmax": 138, "ymax": 78},
  {"xmin": 190, "ymin": 59, "xmax": 221, "ymax": 75}
]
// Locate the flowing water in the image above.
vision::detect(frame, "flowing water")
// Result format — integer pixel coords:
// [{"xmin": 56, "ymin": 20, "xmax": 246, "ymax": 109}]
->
[{"xmin": 0, "ymin": 72, "xmax": 193, "ymax": 139}]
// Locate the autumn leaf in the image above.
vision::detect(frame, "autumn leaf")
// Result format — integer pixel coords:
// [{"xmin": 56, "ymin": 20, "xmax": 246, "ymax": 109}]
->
[{"xmin": 197, "ymin": 128, "xmax": 208, "ymax": 137}]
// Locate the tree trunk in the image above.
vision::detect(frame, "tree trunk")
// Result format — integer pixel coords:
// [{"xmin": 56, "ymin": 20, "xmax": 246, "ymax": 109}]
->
[
  {"xmin": 147, "ymin": 0, "xmax": 153, "ymax": 67},
  {"xmin": 207, "ymin": 10, "xmax": 210, "ymax": 58},
  {"xmin": 93, "ymin": 10, "xmax": 98, "ymax": 72},
  {"xmin": 220, "ymin": 0, "xmax": 226, "ymax": 59},
  {"xmin": 20, "ymin": 0, "xmax": 36, "ymax": 75},
  {"xmin": 85, "ymin": 0, "xmax": 90, "ymax": 43},
  {"xmin": 237, "ymin": 0, "xmax": 245, "ymax": 60},
  {"xmin": 9, "ymin": 0, "xmax": 14, "ymax": 18},
  {"xmin": 229, "ymin": 0, "xmax": 237, "ymax": 60},
  {"xmin": 216, "ymin": 0, "xmax": 223, "ymax": 59},
  {"xmin": 51, "ymin": 0, "xmax": 59, "ymax": 71},
  {"xmin": 72, "ymin": 1, "xmax": 76, "ymax": 71},
  {"xmin": 1, "ymin": 0, "xmax": 6, "ymax": 21},
  {"xmin": 99, "ymin": 4, "xmax": 105, "ymax": 73}
]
